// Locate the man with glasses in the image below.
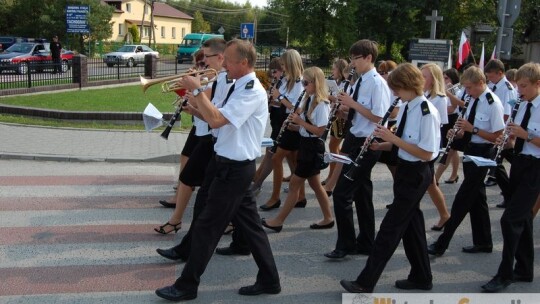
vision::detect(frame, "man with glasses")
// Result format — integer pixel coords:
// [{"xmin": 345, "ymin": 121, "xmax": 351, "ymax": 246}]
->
[{"xmin": 324, "ymin": 39, "xmax": 391, "ymax": 260}]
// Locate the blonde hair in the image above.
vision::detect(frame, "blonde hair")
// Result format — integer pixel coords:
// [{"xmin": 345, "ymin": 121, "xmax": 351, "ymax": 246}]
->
[
  {"xmin": 281, "ymin": 49, "xmax": 304, "ymax": 92},
  {"xmin": 515, "ymin": 63, "xmax": 540, "ymax": 83},
  {"xmin": 421, "ymin": 63, "xmax": 446, "ymax": 98},
  {"xmin": 302, "ymin": 67, "xmax": 329, "ymax": 118},
  {"xmin": 333, "ymin": 58, "xmax": 348, "ymax": 83},
  {"xmin": 460, "ymin": 66, "xmax": 486, "ymax": 84},
  {"xmin": 387, "ymin": 63, "xmax": 425, "ymax": 96}
]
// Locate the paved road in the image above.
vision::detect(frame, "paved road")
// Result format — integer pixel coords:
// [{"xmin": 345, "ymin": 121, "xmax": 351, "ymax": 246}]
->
[{"xmin": 0, "ymin": 123, "xmax": 539, "ymax": 303}]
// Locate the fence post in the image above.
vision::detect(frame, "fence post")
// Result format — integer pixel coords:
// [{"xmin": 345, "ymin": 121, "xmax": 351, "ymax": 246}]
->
[
  {"xmin": 72, "ymin": 54, "xmax": 88, "ymax": 89},
  {"xmin": 145, "ymin": 54, "xmax": 157, "ymax": 79}
]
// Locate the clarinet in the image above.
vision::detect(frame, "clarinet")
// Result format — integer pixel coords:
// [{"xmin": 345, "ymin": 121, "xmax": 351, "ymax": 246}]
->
[
  {"xmin": 270, "ymin": 90, "xmax": 306, "ymax": 153},
  {"xmin": 344, "ymin": 97, "xmax": 401, "ymax": 181},
  {"xmin": 161, "ymin": 97, "xmax": 188, "ymax": 140},
  {"xmin": 439, "ymin": 95, "xmax": 472, "ymax": 164},
  {"xmin": 493, "ymin": 96, "xmax": 522, "ymax": 162},
  {"xmin": 320, "ymin": 68, "xmax": 356, "ymax": 141},
  {"xmin": 269, "ymin": 75, "xmax": 284, "ymax": 103}
]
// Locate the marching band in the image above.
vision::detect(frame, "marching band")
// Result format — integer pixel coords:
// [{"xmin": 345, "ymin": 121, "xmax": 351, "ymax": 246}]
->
[{"xmin": 146, "ymin": 37, "xmax": 540, "ymax": 300}]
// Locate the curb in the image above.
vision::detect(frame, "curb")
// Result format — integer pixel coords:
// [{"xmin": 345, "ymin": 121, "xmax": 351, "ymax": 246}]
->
[{"xmin": 0, "ymin": 152, "xmax": 180, "ymax": 163}]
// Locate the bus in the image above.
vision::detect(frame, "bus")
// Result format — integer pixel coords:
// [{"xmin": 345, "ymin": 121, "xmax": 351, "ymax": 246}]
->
[{"xmin": 176, "ymin": 33, "xmax": 224, "ymax": 63}]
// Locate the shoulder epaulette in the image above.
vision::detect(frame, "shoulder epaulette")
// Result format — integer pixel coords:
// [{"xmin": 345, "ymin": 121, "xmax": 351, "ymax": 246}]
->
[
  {"xmin": 245, "ymin": 79, "xmax": 254, "ymax": 89},
  {"xmin": 295, "ymin": 78, "xmax": 301, "ymax": 83},
  {"xmin": 505, "ymin": 81, "xmax": 513, "ymax": 90},
  {"xmin": 421, "ymin": 101, "xmax": 430, "ymax": 116},
  {"xmin": 486, "ymin": 93, "xmax": 495, "ymax": 105}
]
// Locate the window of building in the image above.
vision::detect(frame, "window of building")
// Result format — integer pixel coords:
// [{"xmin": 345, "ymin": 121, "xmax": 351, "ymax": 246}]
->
[
  {"xmin": 172, "ymin": 27, "xmax": 176, "ymax": 39},
  {"xmin": 182, "ymin": 28, "xmax": 186, "ymax": 38},
  {"xmin": 144, "ymin": 5, "xmax": 148, "ymax": 15},
  {"xmin": 126, "ymin": 3, "xmax": 131, "ymax": 13},
  {"xmin": 118, "ymin": 23, "xmax": 123, "ymax": 36},
  {"xmin": 161, "ymin": 26, "xmax": 165, "ymax": 38}
]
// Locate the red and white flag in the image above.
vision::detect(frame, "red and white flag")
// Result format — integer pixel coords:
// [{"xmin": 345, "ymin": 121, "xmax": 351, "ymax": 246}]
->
[
  {"xmin": 457, "ymin": 31, "xmax": 471, "ymax": 70},
  {"xmin": 479, "ymin": 43, "xmax": 485, "ymax": 71},
  {"xmin": 490, "ymin": 46, "xmax": 497, "ymax": 60}
]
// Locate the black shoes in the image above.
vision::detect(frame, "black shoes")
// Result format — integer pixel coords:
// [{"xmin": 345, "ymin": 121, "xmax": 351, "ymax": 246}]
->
[
  {"xmin": 259, "ymin": 200, "xmax": 281, "ymax": 211},
  {"xmin": 156, "ymin": 248, "xmax": 187, "ymax": 262},
  {"xmin": 513, "ymin": 273, "xmax": 533, "ymax": 282},
  {"xmin": 309, "ymin": 221, "xmax": 334, "ymax": 229},
  {"xmin": 294, "ymin": 198, "xmax": 307, "ymax": 208},
  {"xmin": 395, "ymin": 279, "xmax": 433, "ymax": 290},
  {"xmin": 481, "ymin": 276, "xmax": 512, "ymax": 293},
  {"xmin": 155, "ymin": 285, "xmax": 197, "ymax": 301},
  {"xmin": 238, "ymin": 282, "xmax": 281, "ymax": 295},
  {"xmin": 215, "ymin": 246, "xmax": 250, "ymax": 256},
  {"xmin": 430, "ymin": 219, "xmax": 449, "ymax": 231},
  {"xmin": 339, "ymin": 280, "xmax": 373, "ymax": 293},
  {"xmin": 444, "ymin": 176, "xmax": 459, "ymax": 184},
  {"xmin": 485, "ymin": 177, "xmax": 497, "ymax": 187},
  {"xmin": 324, "ymin": 249, "xmax": 355, "ymax": 259},
  {"xmin": 261, "ymin": 219, "xmax": 283, "ymax": 232},
  {"xmin": 159, "ymin": 200, "xmax": 176, "ymax": 208},
  {"xmin": 462, "ymin": 245, "xmax": 493, "ymax": 253},
  {"xmin": 427, "ymin": 243, "xmax": 445, "ymax": 256},
  {"xmin": 496, "ymin": 201, "xmax": 507, "ymax": 208}
]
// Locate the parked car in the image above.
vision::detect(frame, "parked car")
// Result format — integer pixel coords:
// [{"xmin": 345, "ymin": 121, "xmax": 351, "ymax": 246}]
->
[
  {"xmin": 176, "ymin": 33, "xmax": 223, "ymax": 63},
  {"xmin": 103, "ymin": 45, "xmax": 159, "ymax": 67},
  {"xmin": 0, "ymin": 36, "xmax": 25, "ymax": 53},
  {"xmin": 0, "ymin": 42, "xmax": 73, "ymax": 74},
  {"xmin": 270, "ymin": 47, "xmax": 286, "ymax": 59}
]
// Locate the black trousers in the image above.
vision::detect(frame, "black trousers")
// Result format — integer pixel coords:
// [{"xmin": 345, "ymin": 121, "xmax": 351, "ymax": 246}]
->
[
  {"xmin": 333, "ymin": 136, "xmax": 381, "ymax": 252},
  {"xmin": 356, "ymin": 160, "xmax": 433, "ymax": 289},
  {"xmin": 173, "ymin": 155, "xmax": 279, "ymax": 291},
  {"xmin": 497, "ymin": 155, "xmax": 540, "ymax": 280},
  {"xmin": 494, "ymin": 148, "xmax": 514, "ymax": 203},
  {"xmin": 435, "ymin": 143, "xmax": 494, "ymax": 250}
]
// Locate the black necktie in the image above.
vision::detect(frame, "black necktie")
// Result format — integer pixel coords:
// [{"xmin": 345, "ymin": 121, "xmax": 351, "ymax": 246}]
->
[
  {"xmin": 514, "ymin": 102, "xmax": 533, "ymax": 153},
  {"xmin": 492, "ymin": 85, "xmax": 497, "ymax": 92},
  {"xmin": 462, "ymin": 98, "xmax": 479, "ymax": 144},
  {"xmin": 347, "ymin": 77, "xmax": 362, "ymax": 122},
  {"xmin": 390, "ymin": 103, "xmax": 408, "ymax": 162}
]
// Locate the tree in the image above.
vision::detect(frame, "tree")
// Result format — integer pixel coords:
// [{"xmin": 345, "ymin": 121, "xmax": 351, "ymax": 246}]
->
[{"xmin": 191, "ymin": 10, "xmax": 211, "ymax": 33}]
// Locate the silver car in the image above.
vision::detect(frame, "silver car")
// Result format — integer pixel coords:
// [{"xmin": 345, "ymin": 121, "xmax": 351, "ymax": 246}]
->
[{"xmin": 103, "ymin": 44, "xmax": 159, "ymax": 67}]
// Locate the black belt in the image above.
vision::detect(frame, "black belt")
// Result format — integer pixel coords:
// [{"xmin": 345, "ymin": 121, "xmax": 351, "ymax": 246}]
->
[
  {"xmin": 516, "ymin": 154, "xmax": 540, "ymax": 161},
  {"xmin": 398, "ymin": 158, "xmax": 425, "ymax": 166},
  {"xmin": 215, "ymin": 155, "xmax": 252, "ymax": 164}
]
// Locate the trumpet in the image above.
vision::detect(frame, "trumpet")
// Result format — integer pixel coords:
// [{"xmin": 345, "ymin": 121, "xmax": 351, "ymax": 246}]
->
[{"xmin": 140, "ymin": 68, "xmax": 218, "ymax": 93}]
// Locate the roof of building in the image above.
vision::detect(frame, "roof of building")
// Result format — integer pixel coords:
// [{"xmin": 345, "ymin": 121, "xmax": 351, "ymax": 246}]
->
[{"xmin": 154, "ymin": 2, "xmax": 193, "ymax": 20}]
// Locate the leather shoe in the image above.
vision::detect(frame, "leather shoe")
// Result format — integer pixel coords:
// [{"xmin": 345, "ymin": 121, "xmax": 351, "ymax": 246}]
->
[
  {"xmin": 462, "ymin": 245, "xmax": 492, "ymax": 253},
  {"xmin": 159, "ymin": 200, "xmax": 176, "ymax": 208},
  {"xmin": 259, "ymin": 200, "xmax": 281, "ymax": 211},
  {"xmin": 339, "ymin": 280, "xmax": 372, "ymax": 293},
  {"xmin": 156, "ymin": 248, "xmax": 186, "ymax": 261},
  {"xmin": 427, "ymin": 243, "xmax": 445, "ymax": 256},
  {"xmin": 309, "ymin": 221, "xmax": 334, "ymax": 229},
  {"xmin": 238, "ymin": 282, "xmax": 281, "ymax": 295},
  {"xmin": 513, "ymin": 273, "xmax": 533, "ymax": 282},
  {"xmin": 155, "ymin": 285, "xmax": 197, "ymax": 301},
  {"xmin": 496, "ymin": 201, "xmax": 507, "ymax": 208},
  {"xmin": 294, "ymin": 198, "xmax": 307, "ymax": 208},
  {"xmin": 481, "ymin": 276, "xmax": 512, "ymax": 292},
  {"xmin": 395, "ymin": 279, "xmax": 432, "ymax": 290},
  {"xmin": 485, "ymin": 177, "xmax": 497, "ymax": 187},
  {"xmin": 324, "ymin": 249, "xmax": 356, "ymax": 259},
  {"xmin": 261, "ymin": 219, "xmax": 283, "ymax": 232},
  {"xmin": 215, "ymin": 246, "xmax": 250, "ymax": 256}
]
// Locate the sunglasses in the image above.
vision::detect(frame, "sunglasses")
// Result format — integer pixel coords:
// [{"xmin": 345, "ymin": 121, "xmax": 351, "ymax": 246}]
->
[
  {"xmin": 301, "ymin": 80, "xmax": 312, "ymax": 86},
  {"xmin": 204, "ymin": 53, "xmax": 218, "ymax": 58}
]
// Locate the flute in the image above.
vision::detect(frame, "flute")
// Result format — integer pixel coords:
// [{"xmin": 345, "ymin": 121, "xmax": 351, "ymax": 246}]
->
[
  {"xmin": 320, "ymin": 69, "xmax": 356, "ymax": 141},
  {"xmin": 270, "ymin": 90, "xmax": 307, "ymax": 153},
  {"xmin": 493, "ymin": 96, "xmax": 522, "ymax": 162},
  {"xmin": 439, "ymin": 95, "xmax": 472, "ymax": 164},
  {"xmin": 344, "ymin": 97, "xmax": 400, "ymax": 181}
]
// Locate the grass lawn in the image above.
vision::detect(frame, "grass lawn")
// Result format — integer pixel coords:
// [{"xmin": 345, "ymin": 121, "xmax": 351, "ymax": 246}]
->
[{"xmin": 0, "ymin": 83, "xmax": 193, "ymax": 130}]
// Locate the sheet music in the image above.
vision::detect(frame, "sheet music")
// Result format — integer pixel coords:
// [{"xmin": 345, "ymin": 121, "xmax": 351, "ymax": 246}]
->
[
  {"xmin": 261, "ymin": 137, "xmax": 274, "ymax": 147},
  {"xmin": 326, "ymin": 79, "xmax": 340, "ymax": 96},
  {"xmin": 463, "ymin": 155, "xmax": 497, "ymax": 167}
]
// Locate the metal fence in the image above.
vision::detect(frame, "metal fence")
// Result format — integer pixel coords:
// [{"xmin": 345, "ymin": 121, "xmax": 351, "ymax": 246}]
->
[{"xmin": 0, "ymin": 54, "xmax": 330, "ymax": 96}]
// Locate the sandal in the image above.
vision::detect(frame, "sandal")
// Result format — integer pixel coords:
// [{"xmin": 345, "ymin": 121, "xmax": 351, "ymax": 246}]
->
[{"xmin": 154, "ymin": 221, "xmax": 181, "ymax": 234}]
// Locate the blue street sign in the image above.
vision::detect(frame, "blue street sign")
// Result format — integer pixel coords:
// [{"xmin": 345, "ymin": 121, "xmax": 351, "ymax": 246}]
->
[
  {"xmin": 240, "ymin": 23, "xmax": 254, "ymax": 39},
  {"xmin": 66, "ymin": 5, "xmax": 90, "ymax": 34}
]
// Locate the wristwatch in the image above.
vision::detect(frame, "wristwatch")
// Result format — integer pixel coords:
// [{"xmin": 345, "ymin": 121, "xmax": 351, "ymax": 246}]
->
[
  {"xmin": 277, "ymin": 95, "xmax": 285, "ymax": 102},
  {"xmin": 472, "ymin": 127, "xmax": 479, "ymax": 135},
  {"xmin": 192, "ymin": 87, "xmax": 203, "ymax": 97},
  {"xmin": 527, "ymin": 132, "xmax": 534, "ymax": 142}
]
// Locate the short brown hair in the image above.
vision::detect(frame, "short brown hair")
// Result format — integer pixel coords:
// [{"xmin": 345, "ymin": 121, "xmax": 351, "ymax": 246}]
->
[
  {"xmin": 203, "ymin": 37, "xmax": 227, "ymax": 54},
  {"xmin": 378, "ymin": 60, "xmax": 397, "ymax": 74},
  {"xmin": 349, "ymin": 39, "xmax": 378, "ymax": 63},
  {"xmin": 226, "ymin": 39, "xmax": 257, "ymax": 68},
  {"xmin": 460, "ymin": 66, "xmax": 486, "ymax": 84},
  {"xmin": 515, "ymin": 62, "xmax": 540, "ymax": 83},
  {"xmin": 387, "ymin": 63, "xmax": 425, "ymax": 96},
  {"xmin": 484, "ymin": 59, "xmax": 505, "ymax": 73}
]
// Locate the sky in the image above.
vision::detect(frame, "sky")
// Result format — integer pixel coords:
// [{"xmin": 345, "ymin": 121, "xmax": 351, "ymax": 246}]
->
[{"xmin": 228, "ymin": 0, "xmax": 268, "ymax": 8}]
